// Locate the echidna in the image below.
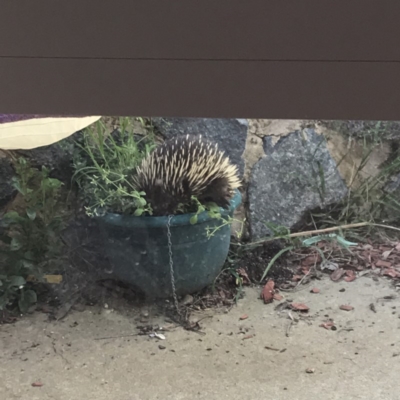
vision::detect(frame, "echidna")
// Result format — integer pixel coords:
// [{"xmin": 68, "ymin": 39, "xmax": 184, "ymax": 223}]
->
[{"xmin": 132, "ymin": 134, "xmax": 241, "ymax": 216}]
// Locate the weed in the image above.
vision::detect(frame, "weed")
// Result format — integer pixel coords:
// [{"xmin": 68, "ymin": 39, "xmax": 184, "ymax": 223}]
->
[
  {"xmin": 320, "ymin": 120, "xmax": 400, "ymax": 144},
  {"xmin": 72, "ymin": 117, "xmax": 156, "ymax": 217},
  {"xmin": 310, "ymin": 151, "xmax": 400, "ymax": 233},
  {"xmin": 0, "ymin": 157, "xmax": 65, "ymax": 312}
]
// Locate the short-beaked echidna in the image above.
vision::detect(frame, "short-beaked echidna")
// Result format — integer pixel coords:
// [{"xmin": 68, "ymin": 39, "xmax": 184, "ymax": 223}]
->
[{"xmin": 132, "ymin": 134, "xmax": 241, "ymax": 216}]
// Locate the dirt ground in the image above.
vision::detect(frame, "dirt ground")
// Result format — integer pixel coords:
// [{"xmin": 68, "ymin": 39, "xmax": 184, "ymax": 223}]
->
[{"xmin": 1, "ymin": 275, "xmax": 400, "ymax": 400}]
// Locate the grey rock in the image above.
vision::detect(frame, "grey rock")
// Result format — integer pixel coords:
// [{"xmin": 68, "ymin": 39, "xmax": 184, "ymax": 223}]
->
[
  {"xmin": 151, "ymin": 118, "xmax": 247, "ymax": 176},
  {"xmin": 249, "ymin": 129, "xmax": 348, "ymax": 240},
  {"xmin": 0, "ymin": 158, "xmax": 16, "ymax": 209}
]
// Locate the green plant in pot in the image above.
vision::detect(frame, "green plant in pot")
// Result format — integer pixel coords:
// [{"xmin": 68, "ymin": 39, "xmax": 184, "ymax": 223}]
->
[{"xmin": 73, "ymin": 118, "xmax": 242, "ymax": 299}]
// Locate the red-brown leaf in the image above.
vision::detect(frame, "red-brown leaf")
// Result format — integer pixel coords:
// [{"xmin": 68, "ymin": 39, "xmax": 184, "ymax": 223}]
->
[
  {"xmin": 238, "ymin": 268, "xmax": 251, "ymax": 284},
  {"xmin": 292, "ymin": 275, "xmax": 303, "ymax": 282},
  {"xmin": 339, "ymin": 305, "xmax": 354, "ymax": 311},
  {"xmin": 31, "ymin": 382, "xmax": 44, "ymax": 387},
  {"xmin": 344, "ymin": 270, "xmax": 356, "ymax": 282},
  {"xmin": 242, "ymin": 334, "xmax": 255, "ymax": 340},
  {"xmin": 310, "ymin": 288, "xmax": 320, "ymax": 294},
  {"xmin": 376, "ymin": 260, "xmax": 392, "ymax": 268},
  {"xmin": 239, "ymin": 314, "xmax": 248, "ymax": 320},
  {"xmin": 273, "ymin": 293, "xmax": 283, "ymax": 301},
  {"xmin": 330, "ymin": 268, "xmax": 345, "ymax": 282},
  {"xmin": 301, "ymin": 266, "xmax": 311, "ymax": 274},
  {"xmin": 383, "ymin": 269, "xmax": 400, "ymax": 278},
  {"xmin": 290, "ymin": 303, "xmax": 309, "ymax": 312},
  {"xmin": 319, "ymin": 321, "xmax": 335, "ymax": 330},
  {"xmin": 261, "ymin": 281, "xmax": 275, "ymax": 304},
  {"xmin": 302, "ymin": 253, "xmax": 322, "ymax": 266}
]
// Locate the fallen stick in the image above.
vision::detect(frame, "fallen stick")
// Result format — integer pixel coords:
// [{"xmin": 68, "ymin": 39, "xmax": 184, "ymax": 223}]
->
[{"xmin": 247, "ymin": 222, "xmax": 400, "ymax": 247}]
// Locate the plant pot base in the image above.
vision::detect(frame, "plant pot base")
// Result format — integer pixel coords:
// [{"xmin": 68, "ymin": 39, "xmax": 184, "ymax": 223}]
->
[{"xmin": 96, "ymin": 190, "xmax": 242, "ymax": 299}]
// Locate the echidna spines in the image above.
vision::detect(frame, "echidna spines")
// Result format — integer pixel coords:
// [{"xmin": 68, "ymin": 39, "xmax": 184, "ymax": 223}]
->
[{"xmin": 132, "ymin": 134, "xmax": 240, "ymax": 215}]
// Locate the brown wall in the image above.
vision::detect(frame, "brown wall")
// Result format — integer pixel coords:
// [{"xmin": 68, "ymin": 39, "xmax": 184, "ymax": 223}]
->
[{"xmin": 1, "ymin": 1, "xmax": 400, "ymax": 119}]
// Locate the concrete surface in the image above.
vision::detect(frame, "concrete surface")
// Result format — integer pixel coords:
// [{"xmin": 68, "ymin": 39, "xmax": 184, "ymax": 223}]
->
[{"xmin": 1, "ymin": 276, "xmax": 400, "ymax": 400}]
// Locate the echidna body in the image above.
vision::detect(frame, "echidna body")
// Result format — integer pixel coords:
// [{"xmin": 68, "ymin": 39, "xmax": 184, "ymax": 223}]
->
[{"xmin": 132, "ymin": 134, "xmax": 241, "ymax": 216}]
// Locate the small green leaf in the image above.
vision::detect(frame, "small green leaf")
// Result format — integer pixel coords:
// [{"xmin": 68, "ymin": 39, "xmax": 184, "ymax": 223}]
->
[
  {"xmin": 336, "ymin": 235, "xmax": 358, "ymax": 248},
  {"xmin": 3, "ymin": 211, "xmax": 20, "ymax": 220},
  {"xmin": 11, "ymin": 179, "xmax": 24, "ymax": 194},
  {"xmin": 26, "ymin": 208, "xmax": 37, "ymax": 221},
  {"xmin": 190, "ymin": 215, "xmax": 198, "ymax": 225},
  {"xmin": 9, "ymin": 275, "xmax": 26, "ymax": 288},
  {"xmin": 134, "ymin": 208, "xmax": 144, "ymax": 217},
  {"xmin": 18, "ymin": 290, "xmax": 37, "ymax": 313},
  {"xmin": 47, "ymin": 178, "xmax": 62, "ymax": 189},
  {"xmin": 10, "ymin": 237, "xmax": 23, "ymax": 251},
  {"xmin": 302, "ymin": 235, "xmax": 327, "ymax": 247},
  {"xmin": 138, "ymin": 197, "xmax": 147, "ymax": 207},
  {"xmin": 2, "ymin": 211, "xmax": 26, "ymax": 225}
]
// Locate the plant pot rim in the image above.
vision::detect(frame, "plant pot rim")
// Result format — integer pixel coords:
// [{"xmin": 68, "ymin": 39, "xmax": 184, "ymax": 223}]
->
[{"xmin": 95, "ymin": 189, "xmax": 242, "ymax": 228}]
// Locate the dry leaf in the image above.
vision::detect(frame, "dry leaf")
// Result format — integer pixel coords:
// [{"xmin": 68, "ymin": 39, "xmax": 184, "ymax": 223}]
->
[
  {"xmin": 242, "ymin": 334, "xmax": 255, "ymax": 340},
  {"xmin": 319, "ymin": 321, "xmax": 335, "ymax": 330},
  {"xmin": 301, "ymin": 266, "xmax": 311, "ymax": 274},
  {"xmin": 238, "ymin": 268, "xmax": 251, "ymax": 284},
  {"xmin": 339, "ymin": 305, "xmax": 354, "ymax": 311},
  {"xmin": 292, "ymin": 275, "xmax": 303, "ymax": 282},
  {"xmin": 302, "ymin": 254, "xmax": 321, "ymax": 266},
  {"xmin": 395, "ymin": 243, "xmax": 400, "ymax": 251},
  {"xmin": 382, "ymin": 250, "xmax": 393, "ymax": 260},
  {"xmin": 383, "ymin": 269, "xmax": 400, "ymax": 278},
  {"xmin": 344, "ymin": 270, "xmax": 356, "ymax": 282},
  {"xmin": 155, "ymin": 333, "xmax": 166, "ymax": 340},
  {"xmin": 261, "ymin": 281, "xmax": 275, "ymax": 304},
  {"xmin": 44, "ymin": 275, "xmax": 63, "ymax": 284},
  {"xmin": 310, "ymin": 288, "xmax": 320, "ymax": 294},
  {"xmin": 290, "ymin": 303, "xmax": 309, "ymax": 312},
  {"xmin": 273, "ymin": 293, "xmax": 284, "ymax": 301},
  {"xmin": 31, "ymin": 382, "xmax": 44, "ymax": 387},
  {"xmin": 26, "ymin": 275, "xmax": 38, "ymax": 282},
  {"xmin": 330, "ymin": 268, "xmax": 345, "ymax": 282},
  {"xmin": 376, "ymin": 260, "xmax": 392, "ymax": 268},
  {"xmin": 239, "ymin": 314, "xmax": 248, "ymax": 320}
]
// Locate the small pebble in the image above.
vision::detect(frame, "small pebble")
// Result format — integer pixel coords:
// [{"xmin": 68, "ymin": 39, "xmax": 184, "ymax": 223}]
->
[{"xmin": 306, "ymin": 368, "xmax": 315, "ymax": 374}]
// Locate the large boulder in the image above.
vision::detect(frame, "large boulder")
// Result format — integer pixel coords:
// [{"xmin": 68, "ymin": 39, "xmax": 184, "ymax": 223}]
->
[
  {"xmin": 151, "ymin": 118, "xmax": 248, "ymax": 176},
  {"xmin": 248, "ymin": 128, "xmax": 348, "ymax": 240}
]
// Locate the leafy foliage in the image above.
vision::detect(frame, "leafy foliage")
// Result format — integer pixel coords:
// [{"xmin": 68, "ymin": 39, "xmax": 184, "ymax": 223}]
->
[
  {"xmin": 72, "ymin": 117, "xmax": 156, "ymax": 217},
  {"xmin": 0, "ymin": 157, "xmax": 65, "ymax": 312}
]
